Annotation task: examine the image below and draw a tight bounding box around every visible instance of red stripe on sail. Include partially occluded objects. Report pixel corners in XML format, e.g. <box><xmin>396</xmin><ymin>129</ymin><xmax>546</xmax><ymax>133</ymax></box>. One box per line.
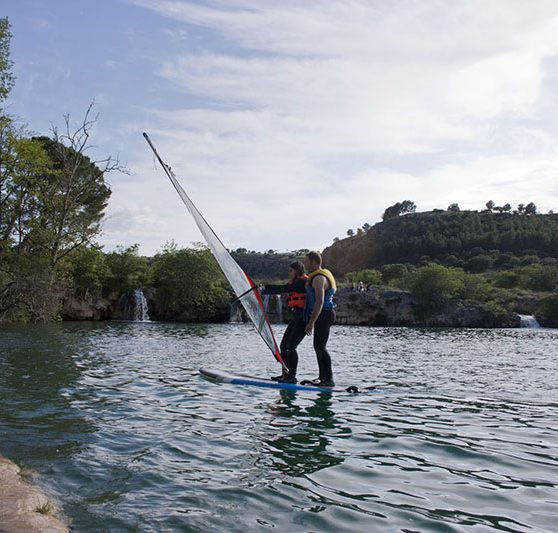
<box><xmin>246</xmin><ymin>274</ymin><xmax>284</xmax><ymax>365</ymax></box>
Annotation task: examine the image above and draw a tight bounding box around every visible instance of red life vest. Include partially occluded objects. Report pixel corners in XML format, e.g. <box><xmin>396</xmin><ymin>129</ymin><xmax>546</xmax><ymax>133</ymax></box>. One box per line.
<box><xmin>287</xmin><ymin>274</ymin><xmax>308</xmax><ymax>309</ymax></box>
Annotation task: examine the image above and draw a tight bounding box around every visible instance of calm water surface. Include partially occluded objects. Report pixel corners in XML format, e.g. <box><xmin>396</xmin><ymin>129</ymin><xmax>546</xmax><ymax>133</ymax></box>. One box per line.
<box><xmin>0</xmin><ymin>322</ymin><xmax>557</xmax><ymax>532</ymax></box>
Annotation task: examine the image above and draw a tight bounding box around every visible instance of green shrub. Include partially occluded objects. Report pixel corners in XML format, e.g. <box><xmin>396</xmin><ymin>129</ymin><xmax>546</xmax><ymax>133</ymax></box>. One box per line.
<box><xmin>104</xmin><ymin>244</ymin><xmax>151</xmax><ymax>294</ymax></box>
<box><xmin>537</xmin><ymin>292</ymin><xmax>558</xmax><ymax>327</ymax></box>
<box><xmin>404</xmin><ymin>263</ymin><xmax>465</xmax><ymax>309</ymax></box>
<box><xmin>151</xmin><ymin>245</ymin><xmax>229</xmax><ymax>321</ymax></box>
<box><xmin>381</xmin><ymin>263</ymin><xmax>408</xmax><ymax>282</ymax></box>
<box><xmin>346</xmin><ymin>269</ymin><xmax>382</xmax><ymax>285</ymax></box>
<box><xmin>517</xmin><ymin>264</ymin><xmax>558</xmax><ymax>292</ymax></box>
<box><xmin>67</xmin><ymin>246</ymin><xmax>110</xmax><ymax>297</ymax></box>
<box><xmin>461</xmin><ymin>274</ymin><xmax>491</xmax><ymax>301</ymax></box>
<box><xmin>494</xmin><ymin>270</ymin><xmax>521</xmax><ymax>289</ymax></box>
<box><xmin>466</xmin><ymin>254</ymin><xmax>493</xmax><ymax>273</ymax></box>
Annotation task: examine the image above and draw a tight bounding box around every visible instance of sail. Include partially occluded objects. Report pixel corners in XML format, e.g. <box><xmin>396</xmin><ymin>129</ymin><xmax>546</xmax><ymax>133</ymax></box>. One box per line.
<box><xmin>143</xmin><ymin>133</ymin><xmax>285</xmax><ymax>369</ymax></box>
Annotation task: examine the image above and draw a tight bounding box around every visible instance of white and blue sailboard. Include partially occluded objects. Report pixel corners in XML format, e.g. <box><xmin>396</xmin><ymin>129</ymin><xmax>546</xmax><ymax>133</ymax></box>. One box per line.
<box><xmin>199</xmin><ymin>368</ymin><xmax>364</xmax><ymax>393</ymax></box>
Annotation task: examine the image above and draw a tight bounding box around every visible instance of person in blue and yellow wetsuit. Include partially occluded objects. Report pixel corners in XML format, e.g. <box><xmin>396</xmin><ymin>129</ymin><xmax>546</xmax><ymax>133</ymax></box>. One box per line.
<box><xmin>303</xmin><ymin>251</ymin><xmax>337</xmax><ymax>387</ymax></box>
<box><xmin>261</xmin><ymin>261</ymin><xmax>308</xmax><ymax>383</ymax></box>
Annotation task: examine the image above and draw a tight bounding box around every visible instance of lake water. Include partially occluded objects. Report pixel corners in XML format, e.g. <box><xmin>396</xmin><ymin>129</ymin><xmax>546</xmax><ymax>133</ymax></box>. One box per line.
<box><xmin>1</xmin><ymin>322</ymin><xmax>557</xmax><ymax>532</ymax></box>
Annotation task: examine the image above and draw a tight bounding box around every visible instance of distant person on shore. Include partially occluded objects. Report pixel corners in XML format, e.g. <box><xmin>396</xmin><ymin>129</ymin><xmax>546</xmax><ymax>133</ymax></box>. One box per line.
<box><xmin>261</xmin><ymin>261</ymin><xmax>308</xmax><ymax>383</ymax></box>
<box><xmin>303</xmin><ymin>251</ymin><xmax>337</xmax><ymax>387</ymax></box>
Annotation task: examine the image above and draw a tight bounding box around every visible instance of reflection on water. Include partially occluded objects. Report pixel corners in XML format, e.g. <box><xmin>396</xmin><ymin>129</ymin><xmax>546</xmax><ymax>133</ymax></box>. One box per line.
<box><xmin>1</xmin><ymin>322</ymin><xmax>557</xmax><ymax>531</ymax></box>
<box><xmin>260</xmin><ymin>390</ymin><xmax>346</xmax><ymax>476</ymax></box>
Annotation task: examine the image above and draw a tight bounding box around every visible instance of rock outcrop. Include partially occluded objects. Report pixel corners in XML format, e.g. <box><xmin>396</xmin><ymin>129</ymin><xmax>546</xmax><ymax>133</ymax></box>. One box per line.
<box><xmin>59</xmin><ymin>286</ymin><xmax>521</xmax><ymax>328</ymax></box>
<box><xmin>0</xmin><ymin>455</ymin><xmax>68</xmax><ymax>533</ymax></box>
<box><xmin>332</xmin><ymin>288</ymin><xmax>520</xmax><ymax>328</ymax></box>
<box><xmin>322</xmin><ymin>233</ymin><xmax>373</xmax><ymax>276</ymax></box>
<box><xmin>59</xmin><ymin>293</ymin><xmax>113</xmax><ymax>321</ymax></box>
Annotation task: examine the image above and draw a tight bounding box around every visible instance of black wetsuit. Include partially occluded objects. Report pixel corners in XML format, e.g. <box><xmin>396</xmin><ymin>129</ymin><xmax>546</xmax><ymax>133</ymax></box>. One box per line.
<box><xmin>313</xmin><ymin>308</ymin><xmax>335</xmax><ymax>383</ymax></box>
<box><xmin>262</xmin><ymin>278</ymin><xmax>306</xmax><ymax>378</ymax></box>
<box><xmin>304</xmin><ymin>272</ymin><xmax>336</xmax><ymax>385</ymax></box>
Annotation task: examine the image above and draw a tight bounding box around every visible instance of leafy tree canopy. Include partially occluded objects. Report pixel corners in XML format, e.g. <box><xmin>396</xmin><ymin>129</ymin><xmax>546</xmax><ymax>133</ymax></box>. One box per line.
<box><xmin>382</xmin><ymin>200</ymin><xmax>416</xmax><ymax>221</ymax></box>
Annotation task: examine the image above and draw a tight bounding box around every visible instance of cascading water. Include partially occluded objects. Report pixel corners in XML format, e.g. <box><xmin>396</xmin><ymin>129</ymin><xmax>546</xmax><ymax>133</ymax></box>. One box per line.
<box><xmin>275</xmin><ymin>294</ymin><xmax>283</xmax><ymax>323</ymax></box>
<box><xmin>518</xmin><ymin>314</ymin><xmax>541</xmax><ymax>328</ymax></box>
<box><xmin>229</xmin><ymin>302</ymin><xmax>245</xmax><ymax>322</ymax></box>
<box><xmin>116</xmin><ymin>289</ymin><xmax>150</xmax><ymax>321</ymax></box>
<box><xmin>133</xmin><ymin>289</ymin><xmax>150</xmax><ymax>321</ymax></box>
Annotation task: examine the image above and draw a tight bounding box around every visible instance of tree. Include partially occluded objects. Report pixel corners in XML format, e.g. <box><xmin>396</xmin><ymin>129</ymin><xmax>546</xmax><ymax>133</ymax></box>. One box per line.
<box><xmin>104</xmin><ymin>244</ymin><xmax>150</xmax><ymax>294</ymax></box>
<box><xmin>347</xmin><ymin>229</ymin><xmax>354</xmax><ymax>237</ymax></box>
<box><xmin>404</xmin><ymin>263</ymin><xmax>465</xmax><ymax>310</ymax></box>
<box><xmin>485</xmin><ymin>200</ymin><xmax>495</xmax><ymax>212</ymax></box>
<box><xmin>151</xmin><ymin>245</ymin><xmax>229</xmax><ymax>321</ymax></box>
<box><xmin>524</xmin><ymin>202</ymin><xmax>537</xmax><ymax>216</ymax></box>
<box><xmin>382</xmin><ymin>200</ymin><xmax>416</xmax><ymax>221</ymax></box>
<box><xmin>537</xmin><ymin>292</ymin><xmax>558</xmax><ymax>327</ymax></box>
<box><xmin>381</xmin><ymin>263</ymin><xmax>409</xmax><ymax>283</ymax></box>
<box><xmin>362</xmin><ymin>223</ymin><xmax>371</xmax><ymax>232</ymax></box>
<box><xmin>447</xmin><ymin>203</ymin><xmax>460</xmax><ymax>212</ymax></box>
<box><xmin>67</xmin><ymin>245</ymin><xmax>110</xmax><ymax>297</ymax></box>
<box><xmin>0</xmin><ymin>132</ymin><xmax>53</xmax><ymax>257</ymax></box>
<box><xmin>346</xmin><ymin>269</ymin><xmax>382</xmax><ymax>285</ymax></box>
<box><xmin>333</xmin><ymin>237</ymin><xmax>340</xmax><ymax>243</ymax></box>
<box><xmin>36</xmin><ymin>107</ymin><xmax>123</xmax><ymax>267</ymax></box>
<box><xmin>466</xmin><ymin>254</ymin><xmax>493</xmax><ymax>273</ymax></box>
<box><xmin>0</xmin><ymin>17</ymin><xmax>15</xmax><ymax>104</ymax></box>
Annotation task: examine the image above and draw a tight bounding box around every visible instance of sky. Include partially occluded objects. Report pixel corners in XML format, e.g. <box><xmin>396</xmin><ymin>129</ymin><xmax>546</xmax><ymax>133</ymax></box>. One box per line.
<box><xmin>4</xmin><ymin>0</ymin><xmax>558</xmax><ymax>256</ymax></box>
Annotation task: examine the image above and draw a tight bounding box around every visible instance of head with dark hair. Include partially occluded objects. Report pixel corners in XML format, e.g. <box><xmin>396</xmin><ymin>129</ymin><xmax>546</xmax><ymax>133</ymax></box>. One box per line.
<box><xmin>289</xmin><ymin>261</ymin><xmax>305</xmax><ymax>276</ymax></box>
<box><xmin>304</xmin><ymin>251</ymin><xmax>322</xmax><ymax>271</ymax></box>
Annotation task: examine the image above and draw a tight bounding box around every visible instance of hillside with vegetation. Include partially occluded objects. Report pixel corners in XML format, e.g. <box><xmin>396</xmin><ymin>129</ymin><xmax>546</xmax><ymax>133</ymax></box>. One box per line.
<box><xmin>322</xmin><ymin>201</ymin><xmax>558</xmax><ymax>326</ymax></box>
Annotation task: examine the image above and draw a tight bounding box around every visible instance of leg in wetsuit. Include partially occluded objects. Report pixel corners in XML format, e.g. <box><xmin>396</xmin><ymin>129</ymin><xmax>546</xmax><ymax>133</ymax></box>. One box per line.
<box><xmin>279</xmin><ymin>314</ymin><xmax>306</xmax><ymax>380</ymax></box>
<box><xmin>313</xmin><ymin>309</ymin><xmax>336</xmax><ymax>384</ymax></box>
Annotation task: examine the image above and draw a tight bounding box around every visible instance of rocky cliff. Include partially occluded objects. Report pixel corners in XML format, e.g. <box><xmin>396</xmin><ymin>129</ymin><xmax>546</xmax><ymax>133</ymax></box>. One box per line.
<box><xmin>60</xmin><ymin>285</ymin><xmax>521</xmax><ymax>327</ymax></box>
<box><xmin>333</xmin><ymin>287</ymin><xmax>520</xmax><ymax>328</ymax></box>
<box><xmin>322</xmin><ymin>233</ymin><xmax>374</xmax><ymax>275</ymax></box>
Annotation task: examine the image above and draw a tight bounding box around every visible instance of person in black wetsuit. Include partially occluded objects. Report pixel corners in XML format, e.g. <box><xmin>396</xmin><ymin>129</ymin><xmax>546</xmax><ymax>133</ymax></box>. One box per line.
<box><xmin>261</xmin><ymin>261</ymin><xmax>308</xmax><ymax>383</ymax></box>
<box><xmin>303</xmin><ymin>251</ymin><xmax>337</xmax><ymax>387</ymax></box>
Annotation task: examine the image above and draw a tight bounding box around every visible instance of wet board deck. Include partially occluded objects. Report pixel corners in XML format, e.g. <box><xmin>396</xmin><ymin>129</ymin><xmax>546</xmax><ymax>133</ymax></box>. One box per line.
<box><xmin>199</xmin><ymin>368</ymin><xmax>368</xmax><ymax>393</ymax></box>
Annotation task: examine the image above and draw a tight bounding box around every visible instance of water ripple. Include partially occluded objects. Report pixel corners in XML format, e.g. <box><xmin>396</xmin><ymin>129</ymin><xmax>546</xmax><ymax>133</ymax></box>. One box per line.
<box><xmin>1</xmin><ymin>322</ymin><xmax>557</xmax><ymax>531</ymax></box>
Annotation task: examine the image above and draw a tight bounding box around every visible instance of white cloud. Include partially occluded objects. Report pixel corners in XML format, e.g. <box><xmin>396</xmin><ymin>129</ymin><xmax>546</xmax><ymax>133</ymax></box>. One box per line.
<box><xmin>113</xmin><ymin>0</ymin><xmax>558</xmax><ymax>254</ymax></box>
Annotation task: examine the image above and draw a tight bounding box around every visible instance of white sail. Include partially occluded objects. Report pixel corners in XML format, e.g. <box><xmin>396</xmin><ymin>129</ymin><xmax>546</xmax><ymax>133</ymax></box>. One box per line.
<box><xmin>143</xmin><ymin>133</ymin><xmax>285</xmax><ymax>369</ymax></box>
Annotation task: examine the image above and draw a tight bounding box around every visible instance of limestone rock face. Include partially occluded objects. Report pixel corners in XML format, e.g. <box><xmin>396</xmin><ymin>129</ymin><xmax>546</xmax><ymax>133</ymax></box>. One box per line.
<box><xmin>334</xmin><ymin>288</ymin><xmax>416</xmax><ymax>326</ymax></box>
<box><xmin>60</xmin><ymin>293</ymin><xmax>112</xmax><ymax>320</ymax></box>
<box><xmin>332</xmin><ymin>288</ymin><xmax>520</xmax><ymax>328</ymax></box>
<box><xmin>0</xmin><ymin>455</ymin><xmax>68</xmax><ymax>533</ymax></box>
<box><xmin>322</xmin><ymin>233</ymin><xmax>373</xmax><ymax>276</ymax></box>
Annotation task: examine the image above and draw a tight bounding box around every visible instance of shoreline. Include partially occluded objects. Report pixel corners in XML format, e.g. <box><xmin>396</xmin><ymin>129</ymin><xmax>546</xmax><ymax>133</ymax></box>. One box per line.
<box><xmin>0</xmin><ymin>455</ymin><xmax>68</xmax><ymax>533</ymax></box>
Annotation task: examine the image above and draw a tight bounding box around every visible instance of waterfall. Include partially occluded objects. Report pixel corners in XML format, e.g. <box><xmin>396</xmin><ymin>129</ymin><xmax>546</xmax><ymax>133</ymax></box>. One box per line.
<box><xmin>275</xmin><ymin>294</ymin><xmax>283</xmax><ymax>323</ymax></box>
<box><xmin>229</xmin><ymin>302</ymin><xmax>245</xmax><ymax>322</ymax></box>
<box><xmin>133</xmin><ymin>289</ymin><xmax>150</xmax><ymax>321</ymax></box>
<box><xmin>228</xmin><ymin>294</ymin><xmax>282</xmax><ymax>323</ymax></box>
<box><xmin>518</xmin><ymin>314</ymin><xmax>541</xmax><ymax>328</ymax></box>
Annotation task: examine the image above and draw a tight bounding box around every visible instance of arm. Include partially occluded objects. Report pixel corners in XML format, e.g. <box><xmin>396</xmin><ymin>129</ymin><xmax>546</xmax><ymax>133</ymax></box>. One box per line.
<box><xmin>261</xmin><ymin>282</ymin><xmax>293</xmax><ymax>295</ymax></box>
<box><xmin>305</xmin><ymin>276</ymin><xmax>326</xmax><ymax>335</ymax></box>
<box><xmin>262</xmin><ymin>278</ymin><xmax>306</xmax><ymax>295</ymax></box>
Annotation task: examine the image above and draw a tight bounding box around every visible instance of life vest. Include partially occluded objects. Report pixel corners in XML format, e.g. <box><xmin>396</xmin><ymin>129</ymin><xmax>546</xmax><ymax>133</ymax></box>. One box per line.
<box><xmin>304</xmin><ymin>269</ymin><xmax>337</xmax><ymax>321</ymax></box>
<box><xmin>287</xmin><ymin>274</ymin><xmax>308</xmax><ymax>309</ymax></box>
